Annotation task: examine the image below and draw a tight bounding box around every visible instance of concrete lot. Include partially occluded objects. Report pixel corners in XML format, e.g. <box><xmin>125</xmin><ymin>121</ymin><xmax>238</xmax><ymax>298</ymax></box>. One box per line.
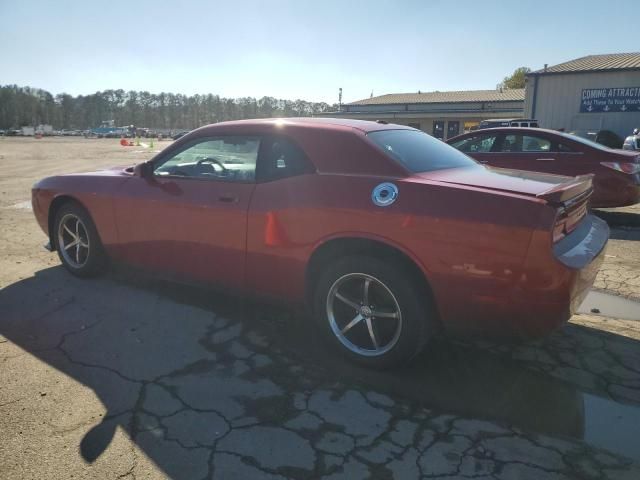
<box><xmin>1</xmin><ymin>137</ymin><xmax>640</xmax><ymax>479</ymax></box>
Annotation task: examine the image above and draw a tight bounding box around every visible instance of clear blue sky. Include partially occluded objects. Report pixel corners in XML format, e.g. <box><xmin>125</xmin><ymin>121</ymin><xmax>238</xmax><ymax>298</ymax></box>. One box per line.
<box><xmin>0</xmin><ymin>0</ymin><xmax>636</xmax><ymax>104</ymax></box>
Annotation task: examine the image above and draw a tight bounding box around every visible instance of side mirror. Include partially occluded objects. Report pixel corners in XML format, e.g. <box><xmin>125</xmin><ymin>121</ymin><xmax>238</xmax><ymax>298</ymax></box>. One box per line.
<box><xmin>134</xmin><ymin>162</ymin><xmax>152</xmax><ymax>178</ymax></box>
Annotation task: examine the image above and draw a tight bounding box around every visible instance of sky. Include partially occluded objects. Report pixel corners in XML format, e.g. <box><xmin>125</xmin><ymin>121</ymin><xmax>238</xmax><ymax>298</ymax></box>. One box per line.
<box><xmin>0</xmin><ymin>0</ymin><xmax>636</xmax><ymax>104</ymax></box>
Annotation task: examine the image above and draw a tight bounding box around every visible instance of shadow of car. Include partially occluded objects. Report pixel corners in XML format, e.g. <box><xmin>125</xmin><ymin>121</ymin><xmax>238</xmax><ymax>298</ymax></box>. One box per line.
<box><xmin>1</xmin><ymin>265</ymin><xmax>639</xmax><ymax>478</ymax></box>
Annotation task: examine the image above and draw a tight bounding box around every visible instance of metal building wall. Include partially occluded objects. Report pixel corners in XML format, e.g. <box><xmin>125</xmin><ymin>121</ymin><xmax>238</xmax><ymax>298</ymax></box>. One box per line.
<box><xmin>525</xmin><ymin>71</ymin><xmax>640</xmax><ymax>138</ymax></box>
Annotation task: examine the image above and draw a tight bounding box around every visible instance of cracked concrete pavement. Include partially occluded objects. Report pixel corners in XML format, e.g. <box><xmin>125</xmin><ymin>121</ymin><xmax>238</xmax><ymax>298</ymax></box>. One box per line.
<box><xmin>1</xmin><ymin>137</ymin><xmax>640</xmax><ymax>479</ymax></box>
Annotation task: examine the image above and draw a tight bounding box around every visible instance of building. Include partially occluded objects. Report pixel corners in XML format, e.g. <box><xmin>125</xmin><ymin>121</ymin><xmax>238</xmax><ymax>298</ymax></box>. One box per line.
<box><xmin>525</xmin><ymin>52</ymin><xmax>640</xmax><ymax>139</ymax></box>
<box><xmin>322</xmin><ymin>89</ymin><xmax>525</xmax><ymax>140</ymax></box>
<box><xmin>35</xmin><ymin>124</ymin><xmax>53</xmax><ymax>135</ymax></box>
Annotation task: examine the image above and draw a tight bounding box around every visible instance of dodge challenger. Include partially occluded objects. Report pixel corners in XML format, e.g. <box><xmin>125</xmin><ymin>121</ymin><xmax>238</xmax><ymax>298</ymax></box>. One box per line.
<box><xmin>32</xmin><ymin>119</ymin><xmax>608</xmax><ymax>367</ymax></box>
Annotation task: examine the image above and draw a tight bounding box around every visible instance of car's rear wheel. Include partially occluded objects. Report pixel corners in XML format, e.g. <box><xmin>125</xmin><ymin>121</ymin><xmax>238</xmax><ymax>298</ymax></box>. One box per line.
<box><xmin>54</xmin><ymin>203</ymin><xmax>107</xmax><ymax>277</ymax></box>
<box><xmin>313</xmin><ymin>256</ymin><xmax>434</xmax><ymax>368</ymax></box>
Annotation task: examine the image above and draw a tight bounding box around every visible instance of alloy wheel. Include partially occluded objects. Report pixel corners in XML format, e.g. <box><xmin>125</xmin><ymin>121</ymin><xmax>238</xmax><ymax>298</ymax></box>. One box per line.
<box><xmin>326</xmin><ymin>273</ymin><xmax>403</xmax><ymax>357</ymax></box>
<box><xmin>57</xmin><ymin>213</ymin><xmax>90</xmax><ymax>268</ymax></box>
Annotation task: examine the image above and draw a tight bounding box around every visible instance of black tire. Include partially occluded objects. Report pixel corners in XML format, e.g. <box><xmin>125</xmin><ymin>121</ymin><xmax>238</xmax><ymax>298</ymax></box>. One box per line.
<box><xmin>312</xmin><ymin>255</ymin><xmax>435</xmax><ymax>368</ymax></box>
<box><xmin>53</xmin><ymin>202</ymin><xmax>108</xmax><ymax>277</ymax></box>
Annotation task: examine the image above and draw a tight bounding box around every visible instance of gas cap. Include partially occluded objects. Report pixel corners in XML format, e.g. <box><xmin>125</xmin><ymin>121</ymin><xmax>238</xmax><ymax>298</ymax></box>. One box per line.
<box><xmin>371</xmin><ymin>182</ymin><xmax>398</xmax><ymax>207</ymax></box>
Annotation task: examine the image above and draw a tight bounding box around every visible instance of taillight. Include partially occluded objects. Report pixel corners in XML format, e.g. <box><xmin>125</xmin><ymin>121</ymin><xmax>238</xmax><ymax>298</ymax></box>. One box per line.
<box><xmin>553</xmin><ymin>208</ymin><xmax>568</xmax><ymax>243</ymax></box>
<box><xmin>552</xmin><ymin>199</ymin><xmax>588</xmax><ymax>243</ymax></box>
<box><xmin>600</xmin><ymin>161</ymin><xmax>640</xmax><ymax>174</ymax></box>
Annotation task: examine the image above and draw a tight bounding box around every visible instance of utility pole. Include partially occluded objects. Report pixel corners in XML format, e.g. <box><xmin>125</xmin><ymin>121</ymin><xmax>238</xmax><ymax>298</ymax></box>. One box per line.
<box><xmin>338</xmin><ymin>88</ymin><xmax>343</xmax><ymax>110</ymax></box>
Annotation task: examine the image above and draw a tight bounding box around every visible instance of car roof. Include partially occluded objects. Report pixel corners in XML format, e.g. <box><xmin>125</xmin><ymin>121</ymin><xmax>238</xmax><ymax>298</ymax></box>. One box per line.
<box><xmin>159</xmin><ymin>117</ymin><xmax>413</xmax><ymax>178</ymax></box>
<box><xmin>447</xmin><ymin>127</ymin><xmax>569</xmax><ymax>142</ymax></box>
<box><xmin>195</xmin><ymin>117</ymin><xmax>411</xmax><ymax>134</ymax></box>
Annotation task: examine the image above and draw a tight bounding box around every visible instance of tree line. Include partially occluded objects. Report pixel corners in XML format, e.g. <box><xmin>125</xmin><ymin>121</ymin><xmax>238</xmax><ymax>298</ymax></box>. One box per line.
<box><xmin>0</xmin><ymin>85</ymin><xmax>339</xmax><ymax>131</ymax></box>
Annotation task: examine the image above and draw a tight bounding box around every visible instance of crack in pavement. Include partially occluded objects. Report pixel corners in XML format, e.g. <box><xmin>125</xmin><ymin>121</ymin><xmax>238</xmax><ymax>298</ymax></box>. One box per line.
<box><xmin>3</xmin><ymin>269</ymin><xmax>640</xmax><ymax>479</ymax></box>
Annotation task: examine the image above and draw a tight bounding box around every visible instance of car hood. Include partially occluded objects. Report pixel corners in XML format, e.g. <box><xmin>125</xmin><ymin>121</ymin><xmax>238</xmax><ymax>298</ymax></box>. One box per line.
<box><xmin>63</xmin><ymin>165</ymin><xmax>133</xmax><ymax>177</ymax></box>
<box><xmin>411</xmin><ymin>166</ymin><xmax>573</xmax><ymax>197</ymax></box>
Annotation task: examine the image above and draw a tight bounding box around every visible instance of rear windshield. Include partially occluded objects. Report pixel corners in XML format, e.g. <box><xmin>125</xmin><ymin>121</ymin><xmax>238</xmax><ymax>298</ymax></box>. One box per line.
<box><xmin>367</xmin><ymin>129</ymin><xmax>478</xmax><ymax>173</ymax></box>
<box><xmin>559</xmin><ymin>131</ymin><xmax>613</xmax><ymax>152</ymax></box>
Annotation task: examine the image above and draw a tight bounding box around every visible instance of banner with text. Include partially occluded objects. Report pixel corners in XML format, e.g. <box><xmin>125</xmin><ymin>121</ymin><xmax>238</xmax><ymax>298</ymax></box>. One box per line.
<box><xmin>580</xmin><ymin>87</ymin><xmax>640</xmax><ymax>113</ymax></box>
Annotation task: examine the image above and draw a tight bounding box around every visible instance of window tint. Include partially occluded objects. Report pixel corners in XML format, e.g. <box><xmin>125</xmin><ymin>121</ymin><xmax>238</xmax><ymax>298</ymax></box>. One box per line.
<box><xmin>450</xmin><ymin>135</ymin><xmax>497</xmax><ymax>153</ymax></box>
<box><xmin>368</xmin><ymin>129</ymin><xmax>478</xmax><ymax>173</ymax></box>
<box><xmin>501</xmin><ymin>135</ymin><xmax>551</xmax><ymax>152</ymax></box>
<box><xmin>257</xmin><ymin>136</ymin><xmax>314</xmax><ymax>181</ymax></box>
<box><xmin>522</xmin><ymin>135</ymin><xmax>551</xmax><ymax>152</ymax></box>
<box><xmin>557</xmin><ymin>131</ymin><xmax>613</xmax><ymax>152</ymax></box>
<box><xmin>154</xmin><ymin>136</ymin><xmax>260</xmax><ymax>182</ymax></box>
<box><xmin>558</xmin><ymin>143</ymin><xmax>573</xmax><ymax>153</ymax></box>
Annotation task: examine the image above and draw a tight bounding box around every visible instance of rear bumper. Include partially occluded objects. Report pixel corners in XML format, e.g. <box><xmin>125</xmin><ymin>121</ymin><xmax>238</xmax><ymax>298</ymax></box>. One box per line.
<box><xmin>592</xmin><ymin>182</ymin><xmax>640</xmax><ymax>208</ymax></box>
<box><xmin>509</xmin><ymin>215</ymin><xmax>608</xmax><ymax>336</ymax></box>
<box><xmin>553</xmin><ymin>214</ymin><xmax>609</xmax><ymax>314</ymax></box>
<box><xmin>438</xmin><ymin>214</ymin><xmax>609</xmax><ymax>339</ymax></box>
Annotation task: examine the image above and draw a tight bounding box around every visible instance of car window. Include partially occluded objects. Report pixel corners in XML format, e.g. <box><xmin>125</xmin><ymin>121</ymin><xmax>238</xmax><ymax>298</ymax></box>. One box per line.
<box><xmin>368</xmin><ymin>129</ymin><xmax>478</xmax><ymax>173</ymax></box>
<box><xmin>558</xmin><ymin>143</ymin><xmax>574</xmax><ymax>153</ymax></box>
<box><xmin>558</xmin><ymin>131</ymin><xmax>614</xmax><ymax>152</ymax></box>
<box><xmin>450</xmin><ymin>135</ymin><xmax>497</xmax><ymax>153</ymax></box>
<box><xmin>522</xmin><ymin>135</ymin><xmax>551</xmax><ymax>152</ymax></box>
<box><xmin>257</xmin><ymin>136</ymin><xmax>314</xmax><ymax>182</ymax></box>
<box><xmin>500</xmin><ymin>134</ymin><xmax>551</xmax><ymax>152</ymax></box>
<box><xmin>153</xmin><ymin>136</ymin><xmax>260</xmax><ymax>182</ymax></box>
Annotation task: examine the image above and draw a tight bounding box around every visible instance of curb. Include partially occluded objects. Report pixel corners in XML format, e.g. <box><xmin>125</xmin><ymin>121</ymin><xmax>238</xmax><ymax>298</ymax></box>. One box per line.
<box><xmin>592</xmin><ymin>209</ymin><xmax>640</xmax><ymax>228</ymax></box>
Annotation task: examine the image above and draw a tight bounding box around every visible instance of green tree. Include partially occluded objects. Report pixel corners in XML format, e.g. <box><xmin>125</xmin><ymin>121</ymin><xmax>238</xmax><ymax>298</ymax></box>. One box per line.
<box><xmin>499</xmin><ymin>67</ymin><xmax>531</xmax><ymax>90</ymax></box>
<box><xmin>0</xmin><ymin>84</ymin><xmax>339</xmax><ymax>130</ymax></box>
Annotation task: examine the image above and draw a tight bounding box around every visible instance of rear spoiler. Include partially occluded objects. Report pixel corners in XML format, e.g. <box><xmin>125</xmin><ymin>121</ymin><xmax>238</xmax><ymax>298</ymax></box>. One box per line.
<box><xmin>536</xmin><ymin>174</ymin><xmax>594</xmax><ymax>205</ymax></box>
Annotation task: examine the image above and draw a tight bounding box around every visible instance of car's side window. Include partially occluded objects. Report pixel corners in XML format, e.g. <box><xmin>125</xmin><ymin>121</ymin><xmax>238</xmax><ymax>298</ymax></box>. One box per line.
<box><xmin>450</xmin><ymin>135</ymin><xmax>497</xmax><ymax>153</ymax></box>
<box><xmin>500</xmin><ymin>135</ymin><xmax>551</xmax><ymax>153</ymax></box>
<box><xmin>257</xmin><ymin>136</ymin><xmax>314</xmax><ymax>182</ymax></box>
<box><xmin>153</xmin><ymin>136</ymin><xmax>260</xmax><ymax>182</ymax></box>
<box><xmin>558</xmin><ymin>143</ymin><xmax>574</xmax><ymax>153</ymax></box>
<box><xmin>522</xmin><ymin>135</ymin><xmax>551</xmax><ymax>152</ymax></box>
<box><xmin>501</xmin><ymin>134</ymin><xmax>522</xmax><ymax>152</ymax></box>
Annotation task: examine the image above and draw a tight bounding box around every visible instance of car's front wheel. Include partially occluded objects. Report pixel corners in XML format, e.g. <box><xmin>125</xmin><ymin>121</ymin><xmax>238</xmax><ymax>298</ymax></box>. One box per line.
<box><xmin>313</xmin><ymin>256</ymin><xmax>434</xmax><ymax>368</ymax></box>
<box><xmin>54</xmin><ymin>202</ymin><xmax>107</xmax><ymax>277</ymax></box>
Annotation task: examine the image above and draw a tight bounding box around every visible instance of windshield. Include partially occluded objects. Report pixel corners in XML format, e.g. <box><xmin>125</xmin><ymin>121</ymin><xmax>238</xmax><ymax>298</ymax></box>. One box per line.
<box><xmin>367</xmin><ymin>129</ymin><xmax>478</xmax><ymax>173</ymax></box>
<box><xmin>561</xmin><ymin>131</ymin><xmax>614</xmax><ymax>152</ymax></box>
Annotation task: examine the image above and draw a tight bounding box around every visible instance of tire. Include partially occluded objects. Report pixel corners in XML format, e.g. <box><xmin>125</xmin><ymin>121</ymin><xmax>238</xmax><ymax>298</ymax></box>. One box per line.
<box><xmin>53</xmin><ymin>202</ymin><xmax>108</xmax><ymax>277</ymax></box>
<box><xmin>312</xmin><ymin>255</ymin><xmax>435</xmax><ymax>368</ymax></box>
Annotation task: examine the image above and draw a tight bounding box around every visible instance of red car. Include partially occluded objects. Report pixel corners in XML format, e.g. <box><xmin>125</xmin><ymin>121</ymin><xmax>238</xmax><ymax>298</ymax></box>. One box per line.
<box><xmin>447</xmin><ymin>127</ymin><xmax>640</xmax><ymax>208</ymax></box>
<box><xmin>32</xmin><ymin>118</ymin><xmax>608</xmax><ymax>367</ymax></box>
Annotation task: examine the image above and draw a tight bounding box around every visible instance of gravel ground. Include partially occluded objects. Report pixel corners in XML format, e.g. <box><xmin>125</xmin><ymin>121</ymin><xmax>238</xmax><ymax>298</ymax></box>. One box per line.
<box><xmin>1</xmin><ymin>137</ymin><xmax>640</xmax><ymax>479</ymax></box>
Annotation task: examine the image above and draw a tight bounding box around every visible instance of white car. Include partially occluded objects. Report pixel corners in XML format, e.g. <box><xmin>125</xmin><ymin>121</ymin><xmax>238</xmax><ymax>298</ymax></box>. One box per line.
<box><xmin>623</xmin><ymin>135</ymin><xmax>640</xmax><ymax>151</ymax></box>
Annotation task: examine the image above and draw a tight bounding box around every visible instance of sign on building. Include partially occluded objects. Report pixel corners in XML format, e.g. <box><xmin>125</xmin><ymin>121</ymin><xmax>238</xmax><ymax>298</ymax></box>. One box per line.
<box><xmin>580</xmin><ymin>87</ymin><xmax>640</xmax><ymax>113</ymax></box>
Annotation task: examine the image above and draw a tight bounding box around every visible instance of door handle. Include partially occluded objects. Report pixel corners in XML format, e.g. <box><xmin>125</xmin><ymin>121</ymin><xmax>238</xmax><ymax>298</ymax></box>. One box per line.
<box><xmin>218</xmin><ymin>195</ymin><xmax>239</xmax><ymax>203</ymax></box>
<box><xmin>535</xmin><ymin>158</ymin><xmax>555</xmax><ymax>161</ymax></box>
<box><xmin>478</xmin><ymin>160</ymin><xmax>489</xmax><ymax>164</ymax></box>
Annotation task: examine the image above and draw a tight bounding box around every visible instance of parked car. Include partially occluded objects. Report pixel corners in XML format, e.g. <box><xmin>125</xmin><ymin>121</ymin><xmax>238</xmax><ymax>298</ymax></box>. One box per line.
<box><xmin>32</xmin><ymin>118</ymin><xmax>608</xmax><ymax>367</ymax></box>
<box><xmin>569</xmin><ymin>129</ymin><xmax>625</xmax><ymax>149</ymax></box>
<box><xmin>623</xmin><ymin>135</ymin><xmax>640</xmax><ymax>152</ymax></box>
<box><xmin>447</xmin><ymin>127</ymin><xmax>640</xmax><ymax>208</ymax></box>
<box><xmin>171</xmin><ymin>130</ymin><xmax>190</xmax><ymax>140</ymax></box>
<box><xmin>479</xmin><ymin>118</ymin><xmax>539</xmax><ymax>129</ymax></box>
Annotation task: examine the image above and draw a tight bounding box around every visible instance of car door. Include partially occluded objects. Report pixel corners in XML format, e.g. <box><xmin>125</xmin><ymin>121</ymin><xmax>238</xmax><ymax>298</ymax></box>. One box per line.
<box><xmin>489</xmin><ymin>133</ymin><xmax>560</xmax><ymax>173</ymax></box>
<box><xmin>245</xmin><ymin>135</ymin><xmax>316</xmax><ymax>302</ymax></box>
<box><xmin>113</xmin><ymin>135</ymin><xmax>260</xmax><ymax>291</ymax></box>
